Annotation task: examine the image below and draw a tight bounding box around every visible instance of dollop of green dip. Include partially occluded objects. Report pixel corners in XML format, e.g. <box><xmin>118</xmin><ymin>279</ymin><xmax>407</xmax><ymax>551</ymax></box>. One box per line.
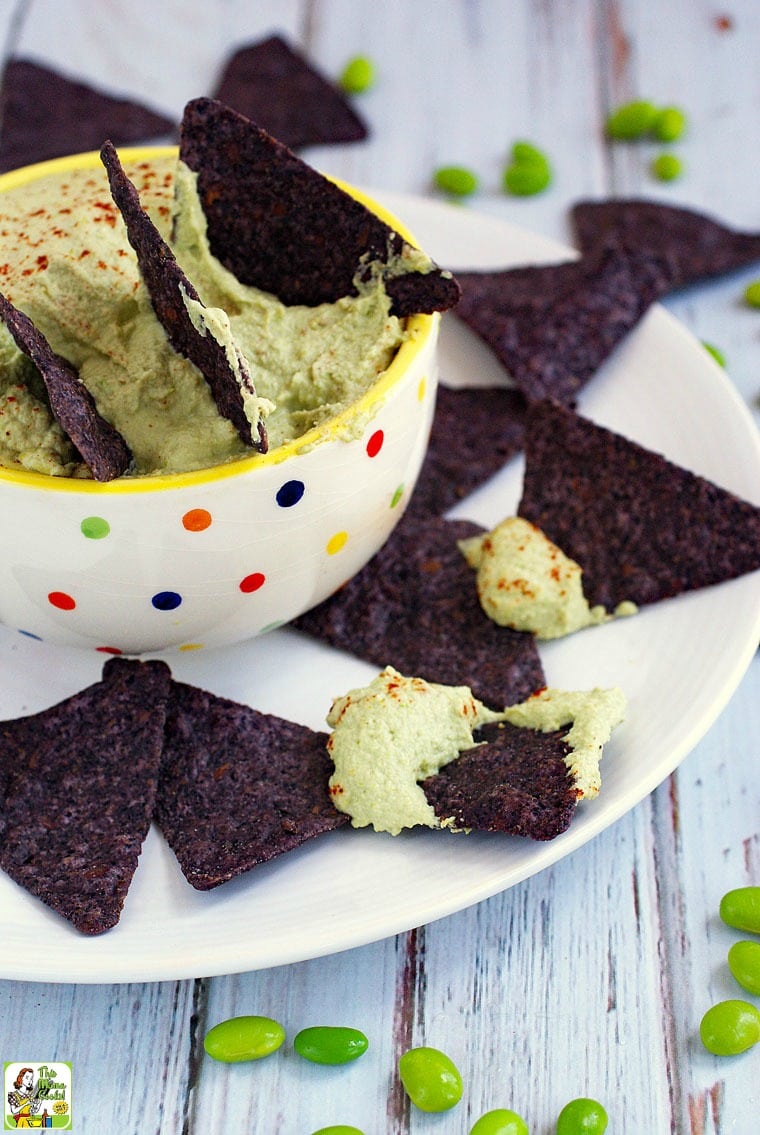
<box><xmin>0</xmin><ymin>156</ymin><xmax>408</xmax><ymax>477</ymax></box>
<box><xmin>325</xmin><ymin>666</ymin><xmax>626</xmax><ymax>833</ymax></box>
<box><xmin>459</xmin><ymin>516</ymin><xmax>637</xmax><ymax>639</ymax></box>
<box><xmin>502</xmin><ymin>685</ymin><xmax>627</xmax><ymax>799</ymax></box>
<box><xmin>326</xmin><ymin>667</ymin><xmax>503</xmax><ymax>834</ymax></box>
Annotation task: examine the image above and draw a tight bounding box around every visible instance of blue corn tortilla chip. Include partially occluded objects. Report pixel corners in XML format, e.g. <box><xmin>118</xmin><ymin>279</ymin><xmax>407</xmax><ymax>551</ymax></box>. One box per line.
<box><xmin>212</xmin><ymin>34</ymin><xmax>368</xmax><ymax>149</ymax></box>
<box><xmin>178</xmin><ymin>97</ymin><xmax>460</xmax><ymax>316</ymax></box>
<box><xmin>155</xmin><ymin>681</ymin><xmax>347</xmax><ymax>890</ymax></box>
<box><xmin>454</xmin><ymin>244</ymin><xmax>672</xmax><ymax>405</ymax></box>
<box><xmin>406</xmin><ymin>384</ymin><xmax>527</xmax><ymax>519</ymax></box>
<box><xmin>293</xmin><ymin>515</ymin><xmax>545</xmax><ymax>709</ymax></box>
<box><xmin>518</xmin><ymin>399</ymin><xmax>760</xmax><ymax>609</ymax></box>
<box><xmin>100</xmin><ymin>140</ymin><xmax>267</xmax><ymax>451</ymax></box>
<box><xmin>421</xmin><ymin>720</ymin><xmax>577</xmax><ymax>840</ymax></box>
<box><xmin>0</xmin><ymin>57</ymin><xmax>174</xmax><ymax>174</ymax></box>
<box><xmin>571</xmin><ymin>198</ymin><xmax>760</xmax><ymax>289</ymax></box>
<box><xmin>0</xmin><ymin>289</ymin><xmax>132</xmax><ymax>480</ymax></box>
<box><xmin>0</xmin><ymin>658</ymin><xmax>172</xmax><ymax>934</ymax></box>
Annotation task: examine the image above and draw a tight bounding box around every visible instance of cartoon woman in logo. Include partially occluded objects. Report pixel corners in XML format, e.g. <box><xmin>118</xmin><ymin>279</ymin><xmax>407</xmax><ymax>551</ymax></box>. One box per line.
<box><xmin>6</xmin><ymin>1068</ymin><xmax>49</xmax><ymax>1128</ymax></box>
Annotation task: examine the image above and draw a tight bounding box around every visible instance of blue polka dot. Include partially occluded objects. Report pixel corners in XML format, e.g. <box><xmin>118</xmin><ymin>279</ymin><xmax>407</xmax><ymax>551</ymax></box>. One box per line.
<box><xmin>152</xmin><ymin>591</ymin><xmax>182</xmax><ymax>612</ymax></box>
<box><xmin>18</xmin><ymin>629</ymin><xmax>43</xmax><ymax>641</ymax></box>
<box><xmin>276</xmin><ymin>479</ymin><xmax>305</xmax><ymax>508</ymax></box>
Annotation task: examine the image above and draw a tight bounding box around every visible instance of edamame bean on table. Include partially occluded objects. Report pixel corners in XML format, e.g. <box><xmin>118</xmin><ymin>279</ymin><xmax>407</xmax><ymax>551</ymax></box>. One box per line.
<box><xmin>338</xmin><ymin>54</ymin><xmax>376</xmax><ymax>93</ymax></box>
<box><xmin>727</xmin><ymin>939</ymin><xmax>760</xmax><ymax>995</ymax></box>
<box><xmin>469</xmin><ymin>1106</ymin><xmax>530</xmax><ymax>1134</ymax></box>
<box><xmin>699</xmin><ymin>999</ymin><xmax>760</xmax><ymax>1056</ymax></box>
<box><xmin>203</xmin><ymin>1015</ymin><xmax>286</xmax><ymax>1062</ymax></box>
<box><xmin>433</xmin><ymin>165</ymin><xmax>480</xmax><ymax>197</ymax></box>
<box><xmin>555</xmin><ymin>1096</ymin><xmax>609</xmax><ymax>1134</ymax></box>
<box><xmin>398</xmin><ymin>1045</ymin><xmax>463</xmax><ymax>1112</ymax></box>
<box><xmin>294</xmin><ymin>1025</ymin><xmax>369</xmax><ymax>1065</ymax></box>
<box><xmin>719</xmin><ymin>886</ymin><xmax>760</xmax><ymax>933</ymax></box>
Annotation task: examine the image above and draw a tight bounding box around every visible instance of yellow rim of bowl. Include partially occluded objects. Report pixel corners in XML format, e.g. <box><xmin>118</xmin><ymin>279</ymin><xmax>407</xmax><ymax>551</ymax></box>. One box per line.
<box><xmin>0</xmin><ymin>146</ymin><xmax>436</xmax><ymax>494</ymax></box>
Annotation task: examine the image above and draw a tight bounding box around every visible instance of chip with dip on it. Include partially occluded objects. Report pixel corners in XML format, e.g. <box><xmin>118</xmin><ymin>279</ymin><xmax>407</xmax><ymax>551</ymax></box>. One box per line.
<box><xmin>454</xmin><ymin>243</ymin><xmax>672</xmax><ymax>405</ymax></box>
<box><xmin>0</xmin><ymin>658</ymin><xmax>172</xmax><ymax>934</ymax></box>
<box><xmin>100</xmin><ymin>139</ymin><xmax>269</xmax><ymax>452</ymax></box>
<box><xmin>0</xmin><ymin>289</ymin><xmax>132</xmax><ymax>481</ymax></box>
<box><xmin>571</xmin><ymin>198</ymin><xmax>760</xmax><ymax>289</ymax></box>
<box><xmin>293</xmin><ymin>515</ymin><xmax>545</xmax><ymax>710</ymax></box>
<box><xmin>518</xmin><ymin>399</ymin><xmax>760</xmax><ymax>610</ymax></box>
<box><xmin>212</xmin><ymin>34</ymin><xmax>368</xmax><ymax>149</ymax></box>
<box><xmin>325</xmin><ymin>668</ymin><xmax>625</xmax><ymax>836</ymax></box>
<box><xmin>155</xmin><ymin>680</ymin><xmax>348</xmax><ymax>890</ymax></box>
<box><xmin>179</xmin><ymin>97</ymin><xmax>461</xmax><ymax>316</ymax></box>
<box><xmin>0</xmin><ymin>57</ymin><xmax>174</xmax><ymax>174</ymax></box>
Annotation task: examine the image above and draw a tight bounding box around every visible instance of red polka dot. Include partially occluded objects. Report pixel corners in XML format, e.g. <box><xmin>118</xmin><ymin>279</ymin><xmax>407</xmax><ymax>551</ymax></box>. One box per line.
<box><xmin>183</xmin><ymin>508</ymin><xmax>212</xmax><ymax>532</ymax></box>
<box><xmin>96</xmin><ymin>646</ymin><xmax>123</xmax><ymax>655</ymax></box>
<box><xmin>240</xmin><ymin>572</ymin><xmax>266</xmax><ymax>593</ymax></box>
<box><xmin>366</xmin><ymin>429</ymin><xmax>384</xmax><ymax>458</ymax></box>
<box><xmin>48</xmin><ymin>591</ymin><xmax>76</xmax><ymax>611</ymax></box>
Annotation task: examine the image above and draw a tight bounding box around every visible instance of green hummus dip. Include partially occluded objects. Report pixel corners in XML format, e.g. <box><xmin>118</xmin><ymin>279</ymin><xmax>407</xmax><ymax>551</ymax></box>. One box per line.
<box><xmin>459</xmin><ymin>516</ymin><xmax>637</xmax><ymax>639</ymax></box>
<box><xmin>0</xmin><ymin>156</ymin><xmax>407</xmax><ymax>477</ymax></box>
<box><xmin>325</xmin><ymin>666</ymin><xmax>626</xmax><ymax>833</ymax></box>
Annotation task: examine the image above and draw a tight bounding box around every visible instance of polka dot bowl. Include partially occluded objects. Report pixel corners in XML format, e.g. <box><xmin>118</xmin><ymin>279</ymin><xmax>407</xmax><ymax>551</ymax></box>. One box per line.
<box><xmin>0</xmin><ymin>154</ymin><xmax>439</xmax><ymax>654</ymax></box>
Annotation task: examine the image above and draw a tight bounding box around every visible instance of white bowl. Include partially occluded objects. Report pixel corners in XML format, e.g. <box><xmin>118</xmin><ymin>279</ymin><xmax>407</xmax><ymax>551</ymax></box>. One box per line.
<box><xmin>0</xmin><ymin>151</ymin><xmax>439</xmax><ymax>654</ymax></box>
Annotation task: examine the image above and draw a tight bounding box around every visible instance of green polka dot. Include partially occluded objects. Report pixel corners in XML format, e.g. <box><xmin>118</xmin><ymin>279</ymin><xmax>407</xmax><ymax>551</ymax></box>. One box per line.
<box><xmin>390</xmin><ymin>484</ymin><xmax>404</xmax><ymax>508</ymax></box>
<box><xmin>80</xmin><ymin>516</ymin><xmax>110</xmax><ymax>539</ymax></box>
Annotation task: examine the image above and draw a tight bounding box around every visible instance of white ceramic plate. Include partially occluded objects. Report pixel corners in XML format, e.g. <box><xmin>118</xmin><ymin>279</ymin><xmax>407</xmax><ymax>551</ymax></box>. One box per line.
<box><xmin>1</xmin><ymin>192</ymin><xmax>759</xmax><ymax>983</ymax></box>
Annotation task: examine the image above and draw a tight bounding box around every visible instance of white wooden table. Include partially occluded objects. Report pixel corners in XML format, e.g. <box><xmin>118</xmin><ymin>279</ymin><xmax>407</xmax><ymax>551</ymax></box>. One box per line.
<box><xmin>0</xmin><ymin>2</ymin><xmax>759</xmax><ymax>1131</ymax></box>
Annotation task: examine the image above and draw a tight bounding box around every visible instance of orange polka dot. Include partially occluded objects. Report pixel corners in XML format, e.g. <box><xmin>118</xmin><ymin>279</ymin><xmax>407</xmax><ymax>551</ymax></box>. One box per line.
<box><xmin>182</xmin><ymin>508</ymin><xmax>212</xmax><ymax>532</ymax></box>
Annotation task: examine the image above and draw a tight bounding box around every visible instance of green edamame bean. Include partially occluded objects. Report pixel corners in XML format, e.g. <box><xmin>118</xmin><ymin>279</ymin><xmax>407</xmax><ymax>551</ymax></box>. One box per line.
<box><xmin>502</xmin><ymin>141</ymin><xmax>552</xmax><ymax>197</ymax></box>
<box><xmin>294</xmin><ymin>1026</ymin><xmax>369</xmax><ymax>1065</ymax></box>
<box><xmin>398</xmin><ymin>1046</ymin><xmax>463</xmax><ymax>1112</ymax></box>
<box><xmin>699</xmin><ymin>999</ymin><xmax>760</xmax><ymax>1055</ymax></box>
<box><xmin>719</xmin><ymin>886</ymin><xmax>760</xmax><ymax>932</ymax></box>
<box><xmin>203</xmin><ymin>1014</ymin><xmax>285</xmax><ymax>1062</ymax></box>
<box><xmin>652</xmin><ymin>106</ymin><xmax>687</xmax><ymax>142</ymax></box>
<box><xmin>309</xmin><ymin>1127</ymin><xmax>364</xmax><ymax>1135</ymax></box>
<box><xmin>743</xmin><ymin>281</ymin><xmax>760</xmax><ymax>309</ymax></box>
<box><xmin>651</xmin><ymin>153</ymin><xmax>683</xmax><ymax>181</ymax></box>
<box><xmin>702</xmin><ymin>342</ymin><xmax>726</xmax><ymax>367</ymax></box>
<box><xmin>470</xmin><ymin>1107</ymin><xmax>529</xmax><ymax>1134</ymax></box>
<box><xmin>433</xmin><ymin>165</ymin><xmax>480</xmax><ymax>198</ymax></box>
<box><xmin>728</xmin><ymin>940</ymin><xmax>760</xmax><ymax>995</ymax></box>
<box><xmin>605</xmin><ymin>99</ymin><xmax>658</xmax><ymax>140</ymax></box>
<box><xmin>556</xmin><ymin>1097</ymin><xmax>608</xmax><ymax>1134</ymax></box>
<box><xmin>339</xmin><ymin>55</ymin><xmax>376</xmax><ymax>94</ymax></box>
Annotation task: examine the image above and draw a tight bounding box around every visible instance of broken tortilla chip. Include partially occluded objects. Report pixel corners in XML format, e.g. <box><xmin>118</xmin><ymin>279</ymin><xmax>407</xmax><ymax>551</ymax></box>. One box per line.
<box><xmin>0</xmin><ymin>658</ymin><xmax>172</xmax><ymax>934</ymax></box>
<box><xmin>571</xmin><ymin>198</ymin><xmax>760</xmax><ymax>289</ymax></box>
<box><xmin>454</xmin><ymin>244</ymin><xmax>672</xmax><ymax>404</ymax></box>
<box><xmin>212</xmin><ymin>34</ymin><xmax>368</xmax><ymax>149</ymax></box>
<box><xmin>293</xmin><ymin>515</ymin><xmax>545</xmax><ymax>709</ymax></box>
<box><xmin>518</xmin><ymin>399</ymin><xmax>760</xmax><ymax>609</ymax></box>
<box><xmin>0</xmin><ymin>289</ymin><xmax>132</xmax><ymax>480</ymax></box>
<box><xmin>155</xmin><ymin>681</ymin><xmax>347</xmax><ymax>890</ymax></box>
<box><xmin>100</xmin><ymin>140</ymin><xmax>267</xmax><ymax>451</ymax></box>
<box><xmin>178</xmin><ymin>97</ymin><xmax>460</xmax><ymax>315</ymax></box>
<box><xmin>421</xmin><ymin>720</ymin><xmax>577</xmax><ymax>840</ymax></box>
<box><xmin>0</xmin><ymin>57</ymin><xmax>174</xmax><ymax>174</ymax></box>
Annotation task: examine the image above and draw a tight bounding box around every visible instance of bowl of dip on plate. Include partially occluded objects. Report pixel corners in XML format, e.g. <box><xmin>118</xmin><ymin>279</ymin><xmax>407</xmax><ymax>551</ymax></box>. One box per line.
<box><xmin>0</xmin><ymin>147</ymin><xmax>440</xmax><ymax>653</ymax></box>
